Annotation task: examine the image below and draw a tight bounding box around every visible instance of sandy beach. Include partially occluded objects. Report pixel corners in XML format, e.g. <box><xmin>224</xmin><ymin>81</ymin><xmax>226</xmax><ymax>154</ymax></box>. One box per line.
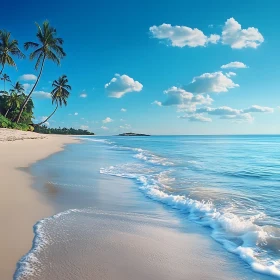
<box><xmin>0</xmin><ymin>129</ymin><xmax>78</xmax><ymax>279</ymax></box>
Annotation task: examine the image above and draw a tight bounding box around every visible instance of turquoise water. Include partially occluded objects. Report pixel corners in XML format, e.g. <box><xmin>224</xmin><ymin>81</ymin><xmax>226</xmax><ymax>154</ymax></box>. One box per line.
<box><xmin>15</xmin><ymin>135</ymin><xmax>280</xmax><ymax>279</ymax></box>
<box><xmin>96</xmin><ymin>135</ymin><xmax>280</xmax><ymax>277</ymax></box>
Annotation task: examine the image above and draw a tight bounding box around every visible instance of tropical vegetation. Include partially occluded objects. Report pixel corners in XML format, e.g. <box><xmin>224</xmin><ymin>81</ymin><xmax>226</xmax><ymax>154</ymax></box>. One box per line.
<box><xmin>34</xmin><ymin>125</ymin><xmax>94</xmax><ymax>135</ymax></box>
<box><xmin>0</xmin><ymin>22</ymin><xmax>93</xmax><ymax>135</ymax></box>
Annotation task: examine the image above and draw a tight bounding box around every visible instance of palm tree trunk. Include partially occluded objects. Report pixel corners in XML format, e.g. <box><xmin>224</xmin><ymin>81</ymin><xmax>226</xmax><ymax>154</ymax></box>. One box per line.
<box><xmin>4</xmin><ymin>106</ymin><xmax>11</xmax><ymax>117</ymax></box>
<box><xmin>35</xmin><ymin>104</ymin><xmax>58</xmax><ymax>126</ymax></box>
<box><xmin>0</xmin><ymin>65</ymin><xmax>4</xmax><ymax>75</ymax></box>
<box><xmin>15</xmin><ymin>55</ymin><xmax>46</xmax><ymax>123</ymax></box>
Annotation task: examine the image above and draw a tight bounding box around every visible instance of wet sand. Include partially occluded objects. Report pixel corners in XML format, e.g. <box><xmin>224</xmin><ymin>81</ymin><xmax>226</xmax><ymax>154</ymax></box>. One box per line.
<box><xmin>0</xmin><ymin>129</ymin><xmax>78</xmax><ymax>279</ymax></box>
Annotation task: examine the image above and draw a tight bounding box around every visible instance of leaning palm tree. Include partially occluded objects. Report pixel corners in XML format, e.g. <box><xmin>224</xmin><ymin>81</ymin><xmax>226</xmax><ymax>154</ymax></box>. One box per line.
<box><xmin>36</xmin><ymin>75</ymin><xmax>71</xmax><ymax>126</ymax></box>
<box><xmin>0</xmin><ymin>31</ymin><xmax>25</xmax><ymax>75</ymax></box>
<box><xmin>1</xmin><ymin>73</ymin><xmax>11</xmax><ymax>92</ymax></box>
<box><xmin>15</xmin><ymin>21</ymin><xmax>66</xmax><ymax>123</ymax></box>
<box><xmin>4</xmin><ymin>90</ymin><xmax>21</xmax><ymax>117</ymax></box>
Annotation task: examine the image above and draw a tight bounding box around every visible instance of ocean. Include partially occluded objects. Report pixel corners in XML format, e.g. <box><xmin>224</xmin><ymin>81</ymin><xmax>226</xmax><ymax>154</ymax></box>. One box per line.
<box><xmin>14</xmin><ymin>135</ymin><xmax>280</xmax><ymax>279</ymax></box>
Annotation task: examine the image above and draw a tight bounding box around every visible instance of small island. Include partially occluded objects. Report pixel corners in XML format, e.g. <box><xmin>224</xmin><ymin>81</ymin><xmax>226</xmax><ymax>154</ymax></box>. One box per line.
<box><xmin>118</xmin><ymin>132</ymin><xmax>150</xmax><ymax>136</ymax></box>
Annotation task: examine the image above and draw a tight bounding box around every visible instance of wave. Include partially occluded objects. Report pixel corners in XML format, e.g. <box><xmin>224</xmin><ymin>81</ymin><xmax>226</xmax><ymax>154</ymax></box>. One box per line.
<box><xmin>107</xmin><ymin>143</ymin><xmax>173</xmax><ymax>166</ymax></box>
<box><xmin>14</xmin><ymin>209</ymin><xmax>85</xmax><ymax>280</ymax></box>
<box><xmin>81</xmin><ymin>138</ymin><xmax>114</xmax><ymax>145</ymax></box>
<box><xmin>100</xmin><ymin>164</ymin><xmax>280</xmax><ymax>279</ymax></box>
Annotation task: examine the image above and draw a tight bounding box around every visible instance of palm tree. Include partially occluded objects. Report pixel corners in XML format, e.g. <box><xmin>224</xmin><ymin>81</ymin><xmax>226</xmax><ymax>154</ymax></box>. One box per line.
<box><xmin>15</xmin><ymin>21</ymin><xmax>66</xmax><ymax>123</ymax></box>
<box><xmin>12</xmin><ymin>81</ymin><xmax>24</xmax><ymax>94</ymax></box>
<box><xmin>1</xmin><ymin>73</ymin><xmax>11</xmax><ymax>92</ymax></box>
<box><xmin>0</xmin><ymin>31</ymin><xmax>25</xmax><ymax>75</ymax></box>
<box><xmin>4</xmin><ymin>90</ymin><xmax>21</xmax><ymax>117</ymax></box>
<box><xmin>36</xmin><ymin>75</ymin><xmax>71</xmax><ymax>126</ymax></box>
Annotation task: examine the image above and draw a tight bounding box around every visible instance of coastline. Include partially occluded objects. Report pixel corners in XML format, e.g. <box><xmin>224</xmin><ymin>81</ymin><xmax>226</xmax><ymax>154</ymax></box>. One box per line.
<box><xmin>0</xmin><ymin>129</ymin><xmax>78</xmax><ymax>279</ymax></box>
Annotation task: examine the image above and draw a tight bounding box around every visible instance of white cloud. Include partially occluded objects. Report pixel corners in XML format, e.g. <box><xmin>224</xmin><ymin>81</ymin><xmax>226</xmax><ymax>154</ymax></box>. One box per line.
<box><xmin>222</xmin><ymin>18</ymin><xmax>264</xmax><ymax>49</ymax></box>
<box><xmin>243</xmin><ymin>105</ymin><xmax>274</xmax><ymax>113</ymax></box>
<box><xmin>37</xmin><ymin>116</ymin><xmax>50</xmax><ymax>126</ymax></box>
<box><xmin>196</xmin><ymin>105</ymin><xmax>273</xmax><ymax>123</ymax></box>
<box><xmin>179</xmin><ymin>114</ymin><xmax>212</xmax><ymax>122</ymax></box>
<box><xmin>80</xmin><ymin>125</ymin><xmax>89</xmax><ymax>130</ymax></box>
<box><xmin>121</xmin><ymin>108</ymin><xmax>127</xmax><ymax>112</ymax></box>
<box><xmin>120</xmin><ymin>124</ymin><xmax>131</xmax><ymax>130</ymax></box>
<box><xmin>74</xmin><ymin>112</ymin><xmax>78</xmax><ymax>116</ymax></box>
<box><xmin>152</xmin><ymin>100</ymin><xmax>162</xmax><ymax>106</ymax></box>
<box><xmin>225</xmin><ymin>72</ymin><xmax>236</xmax><ymax>78</ymax></box>
<box><xmin>40</xmin><ymin>116</ymin><xmax>48</xmax><ymax>121</ymax></box>
<box><xmin>154</xmin><ymin>86</ymin><xmax>213</xmax><ymax>113</ymax></box>
<box><xmin>20</xmin><ymin>74</ymin><xmax>37</xmax><ymax>81</ymax></box>
<box><xmin>103</xmin><ymin>117</ymin><xmax>113</xmax><ymax>123</ymax></box>
<box><xmin>80</xmin><ymin>93</ymin><xmax>87</xmax><ymax>98</ymax></box>
<box><xmin>197</xmin><ymin>106</ymin><xmax>242</xmax><ymax>115</ymax></box>
<box><xmin>220</xmin><ymin>113</ymin><xmax>254</xmax><ymax>123</ymax></box>
<box><xmin>105</xmin><ymin>74</ymin><xmax>143</xmax><ymax>98</ymax></box>
<box><xmin>197</xmin><ymin>106</ymin><xmax>254</xmax><ymax>123</ymax></box>
<box><xmin>162</xmin><ymin>87</ymin><xmax>193</xmax><ymax>106</ymax></box>
<box><xmin>101</xmin><ymin>126</ymin><xmax>109</xmax><ymax>130</ymax></box>
<box><xmin>33</xmin><ymin>91</ymin><xmax>51</xmax><ymax>99</ymax></box>
<box><xmin>23</xmin><ymin>83</ymin><xmax>34</xmax><ymax>91</ymax></box>
<box><xmin>149</xmin><ymin>23</ymin><xmax>220</xmax><ymax>47</ymax></box>
<box><xmin>221</xmin><ymin>61</ymin><xmax>248</xmax><ymax>69</ymax></box>
<box><xmin>161</xmin><ymin>87</ymin><xmax>213</xmax><ymax>107</ymax></box>
<box><xmin>185</xmin><ymin>71</ymin><xmax>239</xmax><ymax>94</ymax></box>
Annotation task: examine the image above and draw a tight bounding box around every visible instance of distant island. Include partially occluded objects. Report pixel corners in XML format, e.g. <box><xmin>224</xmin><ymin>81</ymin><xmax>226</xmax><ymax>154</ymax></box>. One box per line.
<box><xmin>118</xmin><ymin>132</ymin><xmax>150</xmax><ymax>136</ymax></box>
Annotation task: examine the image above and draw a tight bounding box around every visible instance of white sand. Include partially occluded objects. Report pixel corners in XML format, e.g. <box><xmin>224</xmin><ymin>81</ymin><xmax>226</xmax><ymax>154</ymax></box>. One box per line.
<box><xmin>0</xmin><ymin>128</ymin><xmax>78</xmax><ymax>279</ymax></box>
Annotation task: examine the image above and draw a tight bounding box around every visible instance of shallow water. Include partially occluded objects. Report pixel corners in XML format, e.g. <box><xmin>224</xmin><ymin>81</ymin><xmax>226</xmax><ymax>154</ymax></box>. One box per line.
<box><xmin>15</xmin><ymin>135</ymin><xmax>280</xmax><ymax>279</ymax></box>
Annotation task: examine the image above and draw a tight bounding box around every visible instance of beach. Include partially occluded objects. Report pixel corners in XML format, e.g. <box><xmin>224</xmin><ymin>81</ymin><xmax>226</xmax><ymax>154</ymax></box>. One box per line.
<box><xmin>0</xmin><ymin>129</ymin><xmax>78</xmax><ymax>279</ymax></box>
<box><xmin>1</xmin><ymin>132</ymin><xmax>279</xmax><ymax>279</ymax></box>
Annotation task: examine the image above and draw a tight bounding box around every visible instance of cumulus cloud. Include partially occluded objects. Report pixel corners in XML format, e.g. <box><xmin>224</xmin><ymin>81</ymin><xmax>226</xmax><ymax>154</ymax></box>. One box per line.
<box><xmin>162</xmin><ymin>87</ymin><xmax>193</xmax><ymax>106</ymax></box>
<box><xmin>152</xmin><ymin>100</ymin><xmax>162</xmax><ymax>106</ymax></box>
<box><xmin>120</xmin><ymin>124</ymin><xmax>131</xmax><ymax>130</ymax></box>
<box><xmin>185</xmin><ymin>71</ymin><xmax>239</xmax><ymax>94</ymax></box>
<box><xmin>20</xmin><ymin>74</ymin><xmax>37</xmax><ymax>81</ymax></box>
<box><xmin>105</xmin><ymin>74</ymin><xmax>143</xmax><ymax>98</ymax></box>
<box><xmin>23</xmin><ymin>83</ymin><xmax>33</xmax><ymax>91</ymax></box>
<box><xmin>196</xmin><ymin>105</ymin><xmax>273</xmax><ymax>123</ymax></box>
<box><xmin>33</xmin><ymin>91</ymin><xmax>51</xmax><ymax>99</ymax></box>
<box><xmin>243</xmin><ymin>105</ymin><xmax>274</xmax><ymax>113</ymax></box>
<box><xmin>196</xmin><ymin>106</ymin><xmax>268</xmax><ymax>123</ymax></box>
<box><xmin>149</xmin><ymin>23</ymin><xmax>220</xmax><ymax>47</ymax></box>
<box><xmin>74</xmin><ymin>112</ymin><xmax>78</xmax><ymax>116</ymax></box>
<box><xmin>80</xmin><ymin>125</ymin><xmax>89</xmax><ymax>130</ymax></box>
<box><xmin>222</xmin><ymin>18</ymin><xmax>264</xmax><ymax>49</ymax></box>
<box><xmin>221</xmin><ymin>61</ymin><xmax>248</xmax><ymax>69</ymax></box>
<box><xmin>160</xmin><ymin>87</ymin><xmax>213</xmax><ymax>108</ymax></box>
<box><xmin>179</xmin><ymin>114</ymin><xmax>212</xmax><ymax>122</ymax></box>
<box><xmin>220</xmin><ymin>113</ymin><xmax>254</xmax><ymax>123</ymax></box>
<box><xmin>37</xmin><ymin>116</ymin><xmax>50</xmax><ymax>126</ymax></box>
<box><xmin>103</xmin><ymin>117</ymin><xmax>113</xmax><ymax>123</ymax></box>
<box><xmin>121</xmin><ymin>108</ymin><xmax>127</xmax><ymax>112</ymax></box>
<box><xmin>225</xmin><ymin>72</ymin><xmax>236</xmax><ymax>78</ymax></box>
<box><xmin>101</xmin><ymin>126</ymin><xmax>109</xmax><ymax>130</ymax></box>
<box><xmin>197</xmin><ymin>106</ymin><xmax>242</xmax><ymax>115</ymax></box>
<box><xmin>80</xmin><ymin>93</ymin><xmax>87</xmax><ymax>98</ymax></box>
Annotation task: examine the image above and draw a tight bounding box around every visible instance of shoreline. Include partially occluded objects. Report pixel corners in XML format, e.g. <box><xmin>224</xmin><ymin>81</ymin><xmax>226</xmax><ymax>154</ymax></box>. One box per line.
<box><xmin>0</xmin><ymin>129</ymin><xmax>79</xmax><ymax>279</ymax></box>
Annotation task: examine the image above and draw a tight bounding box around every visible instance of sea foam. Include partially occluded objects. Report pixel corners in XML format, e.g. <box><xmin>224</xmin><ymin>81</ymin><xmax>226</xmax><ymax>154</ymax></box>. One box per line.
<box><xmin>100</xmin><ymin>164</ymin><xmax>280</xmax><ymax>278</ymax></box>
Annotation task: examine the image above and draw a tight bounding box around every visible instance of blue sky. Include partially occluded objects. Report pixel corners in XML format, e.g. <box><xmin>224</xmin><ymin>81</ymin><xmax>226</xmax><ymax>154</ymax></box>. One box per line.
<box><xmin>1</xmin><ymin>0</ymin><xmax>279</xmax><ymax>135</ymax></box>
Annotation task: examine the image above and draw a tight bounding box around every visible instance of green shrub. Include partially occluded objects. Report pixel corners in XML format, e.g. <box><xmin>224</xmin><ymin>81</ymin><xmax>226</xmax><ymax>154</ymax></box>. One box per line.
<box><xmin>0</xmin><ymin>114</ymin><xmax>33</xmax><ymax>132</ymax></box>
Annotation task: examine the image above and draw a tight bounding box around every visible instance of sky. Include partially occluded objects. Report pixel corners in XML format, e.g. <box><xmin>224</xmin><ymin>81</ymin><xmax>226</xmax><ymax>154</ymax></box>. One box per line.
<box><xmin>1</xmin><ymin>0</ymin><xmax>280</xmax><ymax>135</ymax></box>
